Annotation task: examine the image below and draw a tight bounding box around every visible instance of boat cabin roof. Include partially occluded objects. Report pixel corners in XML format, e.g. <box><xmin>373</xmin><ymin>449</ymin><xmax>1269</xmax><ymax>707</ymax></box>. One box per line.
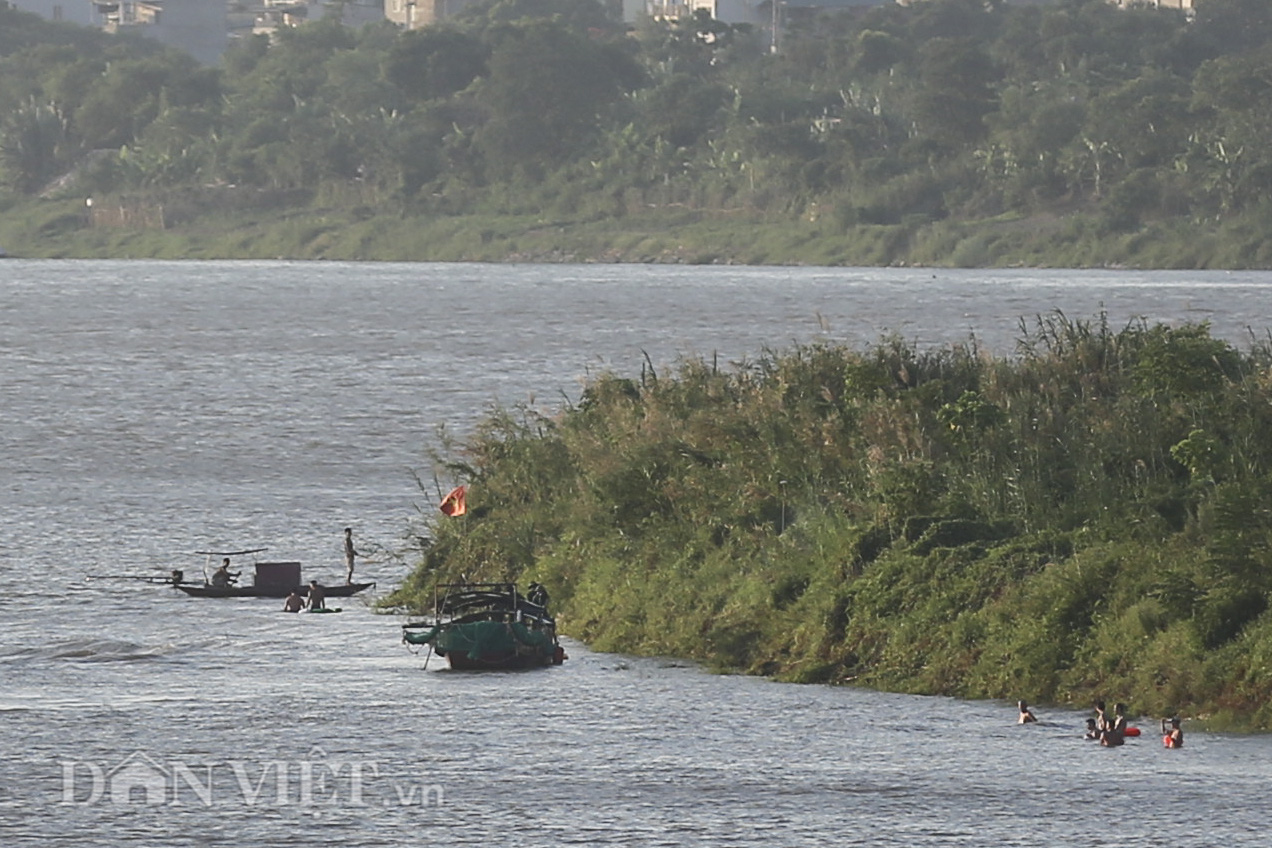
<box><xmin>432</xmin><ymin>582</ymin><xmax>551</xmax><ymax>620</ymax></box>
<box><xmin>254</xmin><ymin>561</ymin><xmax>302</xmax><ymax>590</ymax></box>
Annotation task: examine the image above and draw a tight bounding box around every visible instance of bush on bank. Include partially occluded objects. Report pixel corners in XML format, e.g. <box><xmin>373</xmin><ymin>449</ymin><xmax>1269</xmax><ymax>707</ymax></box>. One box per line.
<box><xmin>386</xmin><ymin>314</ymin><xmax>1272</xmax><ymax>728</ymax></box>
<box><xmin>7</xmin><ymin>195</ymin><xmax>1272</xmax><ymax>268</ymax></box>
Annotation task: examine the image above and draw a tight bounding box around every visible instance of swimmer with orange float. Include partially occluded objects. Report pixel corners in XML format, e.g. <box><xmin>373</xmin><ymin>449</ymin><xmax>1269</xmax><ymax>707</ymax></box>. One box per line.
<box><xmin>1162</xmin><ymin>716</ymin><xmax>1184</xmax><ymax>748</ymax></box>
<box><xmin>1100</xmin><ymin>702</ymin><xmax>1146</xmax><ymax>745</ymax></box>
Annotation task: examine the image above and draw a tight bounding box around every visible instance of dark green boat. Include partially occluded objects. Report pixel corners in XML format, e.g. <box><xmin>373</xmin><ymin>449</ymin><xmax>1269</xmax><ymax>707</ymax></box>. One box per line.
<box><xmin>402</xmin><ymin>582</ymin><xmax>566</xmax><ymax>670</ymax></box>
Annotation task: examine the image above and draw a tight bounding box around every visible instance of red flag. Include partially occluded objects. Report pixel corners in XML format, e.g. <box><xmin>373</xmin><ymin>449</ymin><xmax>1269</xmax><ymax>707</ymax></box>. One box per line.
<box><xmin>439</xmin><ymin>485</ymin><xmax>467</xmax><ymax>517</ymax></box>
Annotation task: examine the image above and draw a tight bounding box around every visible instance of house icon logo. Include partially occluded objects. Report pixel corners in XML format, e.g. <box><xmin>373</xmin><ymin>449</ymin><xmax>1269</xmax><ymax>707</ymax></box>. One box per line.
<box><xmin>106</xmin><ymin>752</ymin><xmax>171</xmax><ymax>805</ymax></box>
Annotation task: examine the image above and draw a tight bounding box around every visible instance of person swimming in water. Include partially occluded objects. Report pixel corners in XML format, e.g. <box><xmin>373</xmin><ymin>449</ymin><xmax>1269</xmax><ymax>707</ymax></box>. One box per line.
<box><xmin>1094</xmin><ymin>700</ymin><xmax>1108</xmax><ymax>733</ymax></box>
<box><xmin>1162</xmin><ymin>716</ymin><xmax>1184</xmax><ymax>749</ymax></box>
<box><xmin>283</xmin><ymin>590</ymin><xmax>305</xmax><ymax>613</ymax></box>
<box><xmin>1084</xmin><ymin>718</ymin><xmax>1100</xmax><ymax>740</ymax></box>
<box><xmin>306</xmin><ymin>580</ymin><xmax>326</xmax><ymax>611</ymax></box>
<box><xmin>1017</xmin><ymin>700</ymin><xmax>1037</xmax><ymax>724</ymax></box>
<box><xmin>1101</xmin><ymin>703</ymin><xmax>1128</xmax><ymax>747</ymax></box>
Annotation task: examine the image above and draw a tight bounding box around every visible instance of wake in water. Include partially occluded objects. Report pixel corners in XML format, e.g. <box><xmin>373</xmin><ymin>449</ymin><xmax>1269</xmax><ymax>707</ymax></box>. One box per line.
<box><xmin>0</xmin><ymin>638</ymin><xmax>175</xmax><ymax>664</ymax></box>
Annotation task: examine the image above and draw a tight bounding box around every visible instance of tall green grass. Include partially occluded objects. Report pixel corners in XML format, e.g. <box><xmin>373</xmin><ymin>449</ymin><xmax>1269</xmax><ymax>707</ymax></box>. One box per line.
<box><xmin>7</xmin><ymin>189</ymin><xmax>1272</xmax><ymax>268</ymax></box>
<box><xmin>385</xmin><ymin>316</ymin><xmax>1272</xmax><ymax>726</ymax></box>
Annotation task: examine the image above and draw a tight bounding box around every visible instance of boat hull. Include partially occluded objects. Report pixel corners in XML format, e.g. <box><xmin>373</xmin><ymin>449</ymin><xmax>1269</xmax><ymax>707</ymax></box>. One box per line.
<box><xmin>175</xmin><ymin>581</ymin><xmax>375</xmax><ymax>599</ymax></box>
<box><xmin>411</xmin><ymin>619</ymin><xmax>563</xmax><ymax>670</ymax></box>
<box><xmin>445</xmin><ymin>648</ymin><xmax>556</xmax><ymax>670</ymax></box>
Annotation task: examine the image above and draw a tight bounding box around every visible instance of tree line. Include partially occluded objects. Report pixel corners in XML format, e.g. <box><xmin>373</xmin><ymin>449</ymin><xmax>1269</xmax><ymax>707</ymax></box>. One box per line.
<box><xmin>1</xmin><ymin>0</ymin><xmax>1271</xmax><ymax>262</ymax></box>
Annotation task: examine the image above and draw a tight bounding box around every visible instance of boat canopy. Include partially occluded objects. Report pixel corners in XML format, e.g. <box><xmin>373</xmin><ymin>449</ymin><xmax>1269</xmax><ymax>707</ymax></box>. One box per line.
<box><xmin>432</xmin><ymin>582</ymin><xmax>551</xmax><ymax>620</ymax></box>
<box><xmin>254</xmin><ymin>561</ymin><xmax>302</xmax><ymax>591</ymax></box>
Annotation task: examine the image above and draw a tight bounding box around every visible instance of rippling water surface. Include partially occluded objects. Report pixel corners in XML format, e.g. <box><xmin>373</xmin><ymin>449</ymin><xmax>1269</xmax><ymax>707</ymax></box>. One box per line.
<box><xmin>3</xmin><ymin>260</ymin><xmax>1272</xmax><ymax>846</ymax></box>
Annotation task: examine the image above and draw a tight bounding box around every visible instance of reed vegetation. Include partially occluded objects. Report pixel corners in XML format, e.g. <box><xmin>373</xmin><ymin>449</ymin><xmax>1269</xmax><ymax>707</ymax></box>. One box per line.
<box><xmin>387</xmin><ymin>314</ymin><xmax>1272</xmax><ymax>727</ymax></box>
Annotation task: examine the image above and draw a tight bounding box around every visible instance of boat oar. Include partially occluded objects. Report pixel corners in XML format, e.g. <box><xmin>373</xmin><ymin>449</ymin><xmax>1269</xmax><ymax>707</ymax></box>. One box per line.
<box><xmin>86</xmin><ymin>574</ymin><xmax>182</xmax><ymax>583</ymax></box>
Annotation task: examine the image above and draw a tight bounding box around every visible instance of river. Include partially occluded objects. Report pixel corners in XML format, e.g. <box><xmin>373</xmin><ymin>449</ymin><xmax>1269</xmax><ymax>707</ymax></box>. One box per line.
<box><xmin>2</xmin><ymin>259</ymin><xmax>1270</xmax><ymax>846</ymax></box>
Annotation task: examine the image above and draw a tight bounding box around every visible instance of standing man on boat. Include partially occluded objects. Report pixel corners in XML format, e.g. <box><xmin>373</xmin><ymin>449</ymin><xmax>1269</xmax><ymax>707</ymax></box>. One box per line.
<box><xmin>343</xmin><ymin>527</ymin><xmax>360</xmax><ymax>584</ymax></box>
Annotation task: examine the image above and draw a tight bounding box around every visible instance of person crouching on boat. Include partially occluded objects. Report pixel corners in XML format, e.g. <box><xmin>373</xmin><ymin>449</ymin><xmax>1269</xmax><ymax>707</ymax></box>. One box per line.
<box><xmin>306</xmin><ymin>580</ymin><xmax>326</xmax><ymax>611</ymax></box>
<box><xmin>211</xmin><ymin>558</ymin><xmax>239</xmax><ymax>588</ymax></box>
<box><xmin>1162</xmin><ymin>717</ymin><xmax>1184</xmax><ymax>749</ymax></box>
<box><xmin>283</xmin><ymin>590</ymin><xmax>305</xmax><ymax>613</ymax></box>
<box><xmin>1017</xmin><ymin>700</ymin><xmax>1037</xmax><ymax>724</ymax></box>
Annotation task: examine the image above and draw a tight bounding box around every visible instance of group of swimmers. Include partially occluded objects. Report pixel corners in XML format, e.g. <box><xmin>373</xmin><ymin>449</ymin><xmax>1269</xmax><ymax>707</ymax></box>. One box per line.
<box><xmin>1018</xmin><ymin>699</ymin><xmax>1184</xmax><ymax>748</ymax></box>
<box><xmin>283</xmin><ymin>580</ymin><xmax>326</xmax><ymax>612</ymax></box>
<box><xmin>1085</xmin><ymin>701</ymin><xmax>1131</xmax><ymax>746</ymax></box>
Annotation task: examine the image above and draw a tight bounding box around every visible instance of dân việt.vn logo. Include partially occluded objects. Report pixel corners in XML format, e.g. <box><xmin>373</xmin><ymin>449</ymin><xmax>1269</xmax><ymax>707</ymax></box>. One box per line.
<box><xmin>59</xmin><ymin>746</ymin><xmax>442</xmax><ymax>807</ymax></box>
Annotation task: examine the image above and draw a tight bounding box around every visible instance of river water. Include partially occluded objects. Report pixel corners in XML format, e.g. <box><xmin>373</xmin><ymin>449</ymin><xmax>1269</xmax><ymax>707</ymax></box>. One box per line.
<box><xmin>2</xmin><ymin>259</ymin><xmax>1271</xmax><ymax>846</ymax></box>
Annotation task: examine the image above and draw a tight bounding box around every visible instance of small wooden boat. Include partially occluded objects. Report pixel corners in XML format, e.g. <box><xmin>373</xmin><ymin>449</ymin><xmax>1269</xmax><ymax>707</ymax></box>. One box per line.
<box><xmin>175</xmin><ymin>557</ymin><xmax>374</xmax><ymax>599</ymax></box>
<box><xmin>402</xmin><ymin>582</ymin><xmax>566</xmax><ymax>670</ymax></box>
<box><xmin>176</xmin><ymin>581</ymin><xmax>374</xmax><ymax>599</ymax></box>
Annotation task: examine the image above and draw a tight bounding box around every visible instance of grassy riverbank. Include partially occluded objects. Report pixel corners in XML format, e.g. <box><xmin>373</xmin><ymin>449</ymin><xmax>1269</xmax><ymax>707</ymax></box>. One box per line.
<box><xmin>385</xmin><ymin>316</ymin><xmax>1272</xmax><ymax>730</ymax></box>
<box><xmin>4</xmin><ymin>195</ymin><xmax>1272</xmax><ymax>268</ymax></box>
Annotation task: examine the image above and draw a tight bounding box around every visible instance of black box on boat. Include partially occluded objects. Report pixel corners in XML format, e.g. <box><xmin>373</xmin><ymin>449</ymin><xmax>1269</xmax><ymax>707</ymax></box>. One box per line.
<box><xmin>254</xmin><ymin>561</ymin><xmax>302</xmax><ymax>591</ymax></box>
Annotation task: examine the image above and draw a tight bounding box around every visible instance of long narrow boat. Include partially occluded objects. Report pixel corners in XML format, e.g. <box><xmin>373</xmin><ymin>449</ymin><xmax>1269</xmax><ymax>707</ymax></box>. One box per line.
<box><xmin>176</xmin><ymin>581</ymin><xmax>375</xmax><ymax>599</ymax></box>
<box><xmin>174</xmin><ymin>558</ymin><xmax>374</xmax><ymax>599</ymax></box>
<box><xmin>402</xmin><ymin>582</ymin><xmax>566</xmax><ymax>670</ymax></box>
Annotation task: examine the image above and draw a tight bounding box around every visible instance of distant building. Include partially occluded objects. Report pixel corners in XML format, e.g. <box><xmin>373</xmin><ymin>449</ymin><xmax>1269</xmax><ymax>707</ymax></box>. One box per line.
<box><xmin>382</xmin><ymin>0</ymin><xmax>470</xmax><ymax>29</ymax></box>
<box><xmin>244</xmin><ymin>0</ymin><xmax>311</xmax><ymax>37</ymax></box>
<box><xmin>645</xmin><ymin>0</ymin><xmax>889</xmax><ymax>28</ymax></box>
<box><xmin>1109</xmin><ymin>0</ymin><xmax>1193</xmax><ymax>8</ymax></box>
<box><xmin>76</xmin><ymin>0</ymin><xmax>385</xmax><ymax>61</ymax></box>
<box><xmin>88</xmin><ymin>0</ymin><xmax>228</xmax><ymax>63</ymax></box>
<box><xmin>245</xmin><ymin>0</ymin><xmax>382</xmax><ymax>37</ymax></box>
<box><xmin>9</xmin><ymin>0</ymin><xmax>95</xmax><ymax>24</ymax></box>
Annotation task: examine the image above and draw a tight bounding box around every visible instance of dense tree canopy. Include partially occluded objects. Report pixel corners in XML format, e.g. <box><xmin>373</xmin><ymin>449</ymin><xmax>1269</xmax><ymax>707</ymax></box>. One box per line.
<box><xmin>3</xmin><ymin>0</ymin><xmax>1272</xmax><ymax>259</ymax></box>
